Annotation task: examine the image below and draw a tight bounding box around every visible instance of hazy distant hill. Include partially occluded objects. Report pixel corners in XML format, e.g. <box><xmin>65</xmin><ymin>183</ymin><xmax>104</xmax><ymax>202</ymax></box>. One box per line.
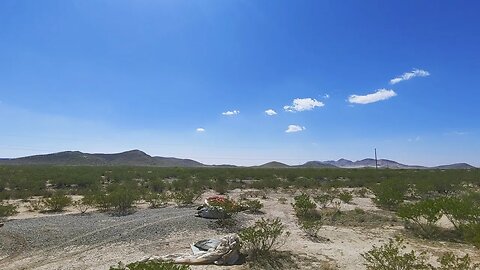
<box><xmin>0</xmin><ymin>150</ymin><xmax>204</xmax><ymax>167</ymax></box>
<box><xmin>434</xmin><ymin>163</ymin><xmax>477</xmax><ymax>170</ymax></box>
<box><xmin>296</xmin><ymin>161</ymin><xmax>337</xmax><ymax>168</ymax></box>
<box><xmin>323</xmin><ymin>158</ymin><xmax>426</xmax><ymax>169</ymax></box>
<box><xmin>257</xmin><ymin>161</ymin><xmax>291</xmax><ymax>168</ymax></box>
<box><xmin>0</xmin><ymin>150</ymin><xmax>476</xmax><ymax>169</ymax></box>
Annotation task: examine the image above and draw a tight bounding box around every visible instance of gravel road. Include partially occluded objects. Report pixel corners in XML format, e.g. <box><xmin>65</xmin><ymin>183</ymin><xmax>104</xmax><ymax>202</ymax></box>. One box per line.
<box><xmin>0</xmin><ymin>207</ymin><xmax>216</xmax><ymax>269</ymax></box>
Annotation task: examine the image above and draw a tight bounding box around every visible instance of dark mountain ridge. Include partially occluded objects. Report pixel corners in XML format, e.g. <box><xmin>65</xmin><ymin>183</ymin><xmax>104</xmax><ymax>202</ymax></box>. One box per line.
<box><xmin>0</xmin><ymin>150</ymin><xmax>476</xmax><ymax>169</ymax></box>
<box><xmin>0</xmin><ymin>150</ymin><xmax>204</xmax><ymax>167</ymax></box>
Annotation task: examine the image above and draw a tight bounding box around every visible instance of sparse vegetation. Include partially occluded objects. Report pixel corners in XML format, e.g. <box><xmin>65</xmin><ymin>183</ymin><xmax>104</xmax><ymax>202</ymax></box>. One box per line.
<box><xmin>362</xmin><ymin>237</ymin><xmax>480</xmax><ymax>270</ymax></box>
<box><xmin>338</xmin><ymin>191</ymin><xmax>353</xmax><ymax>204</ymax></box>
<box><xmin>110</xmin><ymin>260</ymin><xmax>190</xmax><ymax>270</ymax></box>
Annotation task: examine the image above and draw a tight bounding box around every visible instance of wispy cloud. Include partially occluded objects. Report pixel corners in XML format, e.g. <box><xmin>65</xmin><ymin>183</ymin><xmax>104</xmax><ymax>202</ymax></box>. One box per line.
<box><xmin>390</xmin><ymin>69</ymin><xmax>430</xmax><ymax>85</ymax></box>
<box><xmin>265</xmin><ymin>109</ymin><xmax>277</xmax><ymax>116</ymax></box>
<box><xmin>348</xmin><ymin>89</ymin><xmax>397</xmax><ymax>104</ymax></box>
<box><xmin>196</xmin><ymin>128</ymin><xmax>205</xmax><ymax>132</ymax></box>
<box><xmin>323</xmin><ymin>94</ymin><xmax>330</xmax><ymax>99</ymax></box>
<box><xmin>285</xmin><ymin>125</ymin><xmax>306</xmax><ymax>133</ymax></box>
<box><xmin>222</xmin><ymin>110</ymin><xmax>240</xmax><ymax>116</ymax></box>
<box><xmin>445</xmin><ymin>131</ymin><xmax>469</xmax><ymax>136</ymax></box>
<box><xmin>408</xmin><ymin>136</ymin><xmax>421</xmax><ymax>142</ymax></box>
<box><xmin>284</xmin><ymin>98</ymin><xmax>324</xmax><ymax>112</ymax></box>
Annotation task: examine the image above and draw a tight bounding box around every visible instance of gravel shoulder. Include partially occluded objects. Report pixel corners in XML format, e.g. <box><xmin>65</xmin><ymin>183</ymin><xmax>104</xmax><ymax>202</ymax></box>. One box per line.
<box><xmin>0</xmin><ymin>207</ymin><xmax>219</xmax><ymax>270</ymax></box>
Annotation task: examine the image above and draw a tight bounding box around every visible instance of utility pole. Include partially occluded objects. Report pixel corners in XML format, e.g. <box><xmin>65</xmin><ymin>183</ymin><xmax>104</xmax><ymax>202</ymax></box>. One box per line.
<box><xmin>375</xmin><ymin>148</ymin><xmax>378</xmax><ymax>170</ymax></box>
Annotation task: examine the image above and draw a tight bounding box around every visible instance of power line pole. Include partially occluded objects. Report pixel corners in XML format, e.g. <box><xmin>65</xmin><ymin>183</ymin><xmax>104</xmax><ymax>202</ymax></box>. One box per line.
<box><xmin>375</xmin><ymin>148</ymin><xmax>378</xmax><ymax>170</ymax></box>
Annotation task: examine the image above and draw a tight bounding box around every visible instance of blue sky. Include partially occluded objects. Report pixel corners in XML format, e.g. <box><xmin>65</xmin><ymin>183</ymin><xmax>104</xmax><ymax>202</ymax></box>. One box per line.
<box><xmin>1</xmin><ymin>0</ymin><xmax>479</xmax><ymax>166</ymax></box>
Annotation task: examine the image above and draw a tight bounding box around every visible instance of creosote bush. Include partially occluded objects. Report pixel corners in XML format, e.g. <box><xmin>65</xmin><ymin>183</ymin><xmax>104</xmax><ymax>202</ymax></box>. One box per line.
<box><xmin>362</xmin><ymin>237</ymin><xmax>429</xmax><ymax>270</ymax></box>
<box><xmin>144</xmin><ymin>192</ymin><xmax>169</xmax><ymax>208</ymax></box>
<box><xmin>108</xmin><ymin>186</ymin><xmax>138</xmax><ymax>215</ymax></box>
<box><xmin>43</xmin><ymin>193</ymin><xmax>72</xmax><ymax>212</ymax></box>
<box><xmin>397</xmin><ymin>199</ymin><xmax>442</xmax><ymax>238</ymax></box>
<box><xmin>173</xmin><ymin>190</ymin><xmax>199</xmax><ymax>206</ymax></box>
<box><xmin>371</xmin><ymin>180</ymin><xmax>408</xmax><ymax>210</ymax></box>
<box><xmin>239</xmin><ymin>218</ymin><xmax>289</xmax><ymax>258</ymax></box>
<box><xmin>74</xmin><ymin>194</ymin><xmax>96</xmax><ymax>214</ymax></box>
<box><xmin>292</xmin><ymin>193</ymin><xmax>316</xmax><ymax>218</ymax></box>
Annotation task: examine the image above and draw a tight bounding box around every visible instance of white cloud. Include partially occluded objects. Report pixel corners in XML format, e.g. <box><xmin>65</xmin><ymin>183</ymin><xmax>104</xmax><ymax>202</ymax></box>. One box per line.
<box><xmin>390</xmin><ymin>69</ymin><xmax>430</xmax><ymax>85</ymax></box>
<box><xmin>196</xmin><ymin>128</ymin><xmax>205</xmax><ymax>132</ymax></box>
<box><xmin>285</xmin><ymin>125</ymin><xmax>306</xmax><ymax>133</ymax></box>
<box><xmin>222</xmin><ymin>110</ymin><xmax>240</xmax><ymax>116</ymax></box>
<box><xmin>265</xmin><ymin>109</ymin><xmax>277</xmax><ymax>116</ymax></box>
<box><xmin>323</xmin><ymin>94</ymin><xmax>330</xmax><ymax>99</ymax></box>
<box><xmin>284</xmin><ymin>98</ymin><xmax>324</xmax><ymax>112</ymax></box>
<box><xmin>348</xmin><ymin>89</ymin><xmax>397</xmax><ymax>104</ymax></box>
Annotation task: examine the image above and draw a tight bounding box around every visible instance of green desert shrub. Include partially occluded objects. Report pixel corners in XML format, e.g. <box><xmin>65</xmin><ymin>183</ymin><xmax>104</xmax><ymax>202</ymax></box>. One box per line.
<box><xmin>74</xmin><ymin>194</ymin><xmax>96</xmax><ymax>214</ymax></box>
<box><xmin>144</xmin><ymin>192</ymin><xmax>169</xmax><ymax>208</ymax></box>
<box><xmin>292</xmin><ymin>193</ymin><xmax>316</xmax><ymax>218</ymax></box>
<box><xmin>243</xmin><ymin>199</ymin><xmax>263</xmax><ymax>213</ymax></box>
<box><xmin>435</xmin><ymin>252</ymin><xmax>480</xmax><ymax>270</ymax></box>
<box><xmin>371</xmin><ymin>180</ymin><xmax>408</xmax><ymax>210</ymax></box>
<box><xmin>110</xmin><ymin>260</ymin><xmax>190</xmax><ymax>270</ymax></box>
<box><xmin>362</xmin><ymin>237</ymin><xmax>479</xmax><ymax>270</ymax></box>
<box><xmin>43</xmin><ymin>193</ymin><xmax>72</xmax><ymax>212</ymax></box>
<box><xmin>438</xmin><ymin>196</ymin><xmax>480</xmax><ymax>230</ymax></box>
<box><xmin>108</xmin><ymin>186</ymin><xmax>138</xmax><ymax>215</ymax></box>
<box><xmin>338</xmin><ymin>191</ymin><xmax>353</xmax><ymax>204</ymax></box>
<box><xmin>92</xmin><ymin>192</ymin><xmax>111</xmax><ymax>211</ymax></box>
<box><xmin>461</xmin><ymin>223</ymin><xmax>480</xmax><ymax>249</ymax></box>
<box><xmin>239</xmin><ymin>218</ymin><xmax>289</xmax><ymax>257</ymax></box>
<box><xmin>357</xmin><ymin>187</ymin><xmax>370</xmax><ymax>198</ymax></box>
<box><xmin>0</xmin><ymin>202</ymin><xmax>17</xmax><ymax>219</ymax></box>
<box><xmin>147</xmin><ymin>178</ymin><xmax>167</xmax><ymax>193</ymax></box>
<box><xmin>27</xmin><ymin>199</ymin><xmax>46</xmax><ymax>212</ymax></box>
<box><xmin>362</xmin><ymin>237</ymin><xmax>429</xmax><ymax>270</ymax></box>
<box><xmin>314</xmin><ymin>193</ymin><xmax>335</xmax><ymax>208</ymax></box>
<box><xmin>397</xmin><ymin>199</ymin><xmax>442</xmax><ymax>238</ymax></box>
<box><xmin>173</xmin><ymin>190</ymin><xmax>199</xmax><ymax>206</ymax></box>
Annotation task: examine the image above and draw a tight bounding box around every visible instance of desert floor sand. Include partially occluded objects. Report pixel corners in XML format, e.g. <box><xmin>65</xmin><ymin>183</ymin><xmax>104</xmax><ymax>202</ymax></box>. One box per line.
<box><xmin>1</xmin><ymin>189</ymin><xmax>479</xmax><ymax>269</ymax></box>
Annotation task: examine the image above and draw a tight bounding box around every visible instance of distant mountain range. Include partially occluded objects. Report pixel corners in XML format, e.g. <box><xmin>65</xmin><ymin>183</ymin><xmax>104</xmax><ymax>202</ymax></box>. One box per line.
<box><xmin>0</xmin><ymin>150</ymin><xmax>203</xmax><ymax>167</ymax></box>
<box><xmin>0</xmin><ymin>150</ymin><xmax>476</xmax><ymax>169</ymax></box>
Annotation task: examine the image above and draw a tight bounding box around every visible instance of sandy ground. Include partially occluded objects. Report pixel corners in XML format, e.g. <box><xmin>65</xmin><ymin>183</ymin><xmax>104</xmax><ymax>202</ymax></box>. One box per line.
<box><xmin>1</xmin><ymin>189</ymin><xmax>479</xmax><ymax>270</ymax></box>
